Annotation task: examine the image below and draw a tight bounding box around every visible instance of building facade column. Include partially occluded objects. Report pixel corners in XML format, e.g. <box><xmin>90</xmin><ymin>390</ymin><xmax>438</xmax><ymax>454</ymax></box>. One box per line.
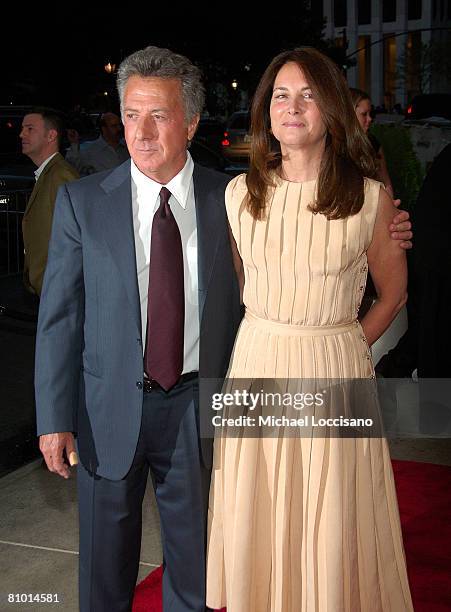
<box><xmin>346</xmin><ymin>0</ymin><xmax>359</xmax><ymax>86</ymax></box>
<box><xmin>371</xmin><ymin>0</ymin><xmax>384</xmax><ymax>105</ymax></box>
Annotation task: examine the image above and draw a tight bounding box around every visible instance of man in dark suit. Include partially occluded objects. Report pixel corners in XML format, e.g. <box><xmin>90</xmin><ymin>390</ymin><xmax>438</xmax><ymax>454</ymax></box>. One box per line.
<box><xmin>35</xmin><ymin>46</ymin><xmax>413</xmax><ymax>612</ymax></box>
<box><xmin>35</xmin><ymin>46</ymin><xmax>241</xmax><ymax>612</ymax></box>
<box><xmin>20</xmin><ymin>107</ymin><xmax>79</xmax><ymax>295</ymax></box>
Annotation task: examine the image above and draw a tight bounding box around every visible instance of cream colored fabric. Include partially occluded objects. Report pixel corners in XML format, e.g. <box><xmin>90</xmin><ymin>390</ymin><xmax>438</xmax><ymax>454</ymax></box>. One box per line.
<box><xmin>206</xmin><ymin>174</ymin><xmax>413</xmax><ymax>611</ymax></box>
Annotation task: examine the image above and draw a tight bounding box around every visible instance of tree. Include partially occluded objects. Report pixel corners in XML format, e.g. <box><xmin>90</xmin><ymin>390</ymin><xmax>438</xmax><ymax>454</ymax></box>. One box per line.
<box><xmin>398</xmin><ymin>38</ymin><xmax>451</xmax><ymax>96</ymax></box>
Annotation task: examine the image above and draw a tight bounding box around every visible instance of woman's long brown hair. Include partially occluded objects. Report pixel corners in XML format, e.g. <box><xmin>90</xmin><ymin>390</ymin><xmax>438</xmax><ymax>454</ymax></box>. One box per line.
<box><xmin>246</xmin><ymin>47</ymin><xmax>377</xmax><ymax>220</ymax></box>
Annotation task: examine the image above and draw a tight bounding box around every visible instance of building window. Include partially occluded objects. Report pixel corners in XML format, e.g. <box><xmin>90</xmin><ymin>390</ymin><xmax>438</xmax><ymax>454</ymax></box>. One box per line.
<box><xmin>383</xmin><ymin>0</ymin><xmax>397</xmax><ymax>22</ymax></box>
<box><xmin>334</xmin><ymin>0</ymin><xmax>347</xmax><ymax>27</ymax></box>
<box><xmin>405</xmin><ymin>31</ymin><xmax>422</xmax><ymax>99</ymax></box>
<box><xmin>408</xmin><ymin>0</ymin><xmax>422</xmax><ymax>19</ymax></box>
<box><xmin>357</xmin><ymin>35</ymin><xmax>371</xmax><ymax>93</ymax></box>
<box><xmin>358</xmin><ymin>0</ymin><xmax>371</xmax><ymax>24</ymax></box>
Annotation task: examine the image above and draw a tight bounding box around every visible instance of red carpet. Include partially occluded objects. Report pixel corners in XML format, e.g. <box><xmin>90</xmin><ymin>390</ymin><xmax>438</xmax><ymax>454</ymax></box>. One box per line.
<box><xmin>393</xmin><ymin>460</ymin><xmax>451</xmax><ymax>611</ymax></box>
<box><xmin>132</xmin><ymin>460</ymin><xmax>451</xmax><ymax>611</ymax></box>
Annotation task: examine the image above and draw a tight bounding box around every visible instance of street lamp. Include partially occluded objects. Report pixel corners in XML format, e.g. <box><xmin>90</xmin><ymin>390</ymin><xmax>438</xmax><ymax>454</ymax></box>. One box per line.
<box><xmin>104</xmin><ymin>62</ymin><xmax>116</xmax><ymax>74</ymax></box>
<box><xmin>231</xmin><ymin>79</ymin><xmax>238</xmax><ymax>90</ymax></box>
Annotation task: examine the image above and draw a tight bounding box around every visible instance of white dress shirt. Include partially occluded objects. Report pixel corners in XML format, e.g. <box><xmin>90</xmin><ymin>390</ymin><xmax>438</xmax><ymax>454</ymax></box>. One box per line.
<box><xmin>131</xmin><ymin>152</ymin><xmax>199</xmax><ymax>374</ymax></box>
<box><xmin>34</xmin><ymin>152</ymin><xmax>59</xmax><ymax>181</ymax></box>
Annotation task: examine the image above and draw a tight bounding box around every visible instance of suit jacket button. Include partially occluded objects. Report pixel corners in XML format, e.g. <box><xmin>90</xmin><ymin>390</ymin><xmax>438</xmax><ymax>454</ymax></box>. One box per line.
<box><xmin>136</xmin><ymin>381</ymin><xmax>143</xmax><ymax>389</ymax></box>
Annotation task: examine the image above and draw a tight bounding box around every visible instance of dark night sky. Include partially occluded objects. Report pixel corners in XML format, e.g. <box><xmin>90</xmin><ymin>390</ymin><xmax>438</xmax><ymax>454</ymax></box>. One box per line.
<box><xmin>3</xmin><ymin>5</ymin><xmax>325</xmax><ymax>112</ymax></box>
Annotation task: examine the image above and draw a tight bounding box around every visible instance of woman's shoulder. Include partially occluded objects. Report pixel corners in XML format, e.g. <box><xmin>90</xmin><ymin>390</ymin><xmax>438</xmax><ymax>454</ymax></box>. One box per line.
<box><xmin>226</xmin><ymin>173</ymin><xmax>248</xmax><ymax>195</ymax></box>
<box><xmin>225</xmin><ymin>173</ymin><xmax>248</xmax><ymax>222</ymax></box>
<box><xmin>225</xmin><ymin>173</ymin><xmax>248</xmax><ymax>205</ymax></box>
<box><xmin>363</xmin><ymin>176</ymin><xmax>390</xmax><ymax>218</ymax></box>
<box><xmin>364</xmin><ymin>176</ymin><xmax>384</xmax><ymax>194</ymax></box>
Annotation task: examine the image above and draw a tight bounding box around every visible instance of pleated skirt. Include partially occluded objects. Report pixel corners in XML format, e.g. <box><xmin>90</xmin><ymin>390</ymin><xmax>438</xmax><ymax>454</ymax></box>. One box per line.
<box><xmin>206</xmin><ymin>312</ymin><xmax>413</xmax><ymax>612</ymax></box>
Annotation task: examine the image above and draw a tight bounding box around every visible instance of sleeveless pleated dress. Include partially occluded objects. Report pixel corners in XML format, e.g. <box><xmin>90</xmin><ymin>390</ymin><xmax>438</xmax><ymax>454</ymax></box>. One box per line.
<box><xmin>206</xmin><ymin>174</ymin><xmax>413</xmax><ymax>612</ymax></box>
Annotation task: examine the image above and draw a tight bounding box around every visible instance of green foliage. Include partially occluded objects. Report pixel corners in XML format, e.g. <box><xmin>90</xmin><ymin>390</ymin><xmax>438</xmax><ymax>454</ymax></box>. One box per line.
<box><xmin>397</xmin><ymin>39</ymin><xmax>451</xmax><ymax>95</ymax></box>
<box><xmin>370</xmin><ymin>124</ymin><xmax>424</xmax><ymax>210</ymax></box>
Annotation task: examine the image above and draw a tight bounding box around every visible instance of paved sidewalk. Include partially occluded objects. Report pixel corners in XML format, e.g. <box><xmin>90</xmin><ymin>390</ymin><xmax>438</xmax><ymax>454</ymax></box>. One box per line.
<box><xmin>1</xmin><ymin>440</ymin><xmax>450</xmax><ymax>611</ymax></box>
<box><xmin>0</xmin><ymin>461</ymin><xmax>163</xmax><ymax>611</ymax></box>
<box><xmin>0</xmin><ymin>275</ymin><xmax>40</xmax><ymax>478</ymax></box>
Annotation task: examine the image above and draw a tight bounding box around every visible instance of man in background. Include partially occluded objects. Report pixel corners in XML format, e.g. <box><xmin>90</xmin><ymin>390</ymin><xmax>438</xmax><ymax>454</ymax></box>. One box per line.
<box><xmin>66</xmin><ymin>111</ymin><xmax>129</xmax><ymax>175</ymax></box>
<box><xmin>20</xmin><ymin>107</ymin><xmax>79</xmax><ymax>296</ymax></box>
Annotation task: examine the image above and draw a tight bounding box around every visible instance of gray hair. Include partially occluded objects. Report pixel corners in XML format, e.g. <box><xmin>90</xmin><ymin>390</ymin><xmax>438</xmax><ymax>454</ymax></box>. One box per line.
<box><xmin>117</xmin><ymin>46</ymin><xmax>205</xmax><ymax>122</ymax></box>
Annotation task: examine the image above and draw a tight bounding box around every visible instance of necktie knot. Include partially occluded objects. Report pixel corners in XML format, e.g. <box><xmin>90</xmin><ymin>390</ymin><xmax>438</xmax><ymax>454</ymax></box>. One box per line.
<box><xmin>159</xmin><ymin>186</ymin><xmax>171</xmax><ymax>206</ymax></box>
<box><xmin>157</xmin><ymin>187</ymin><xmax>172</xmax><ymax>219</ymax></box>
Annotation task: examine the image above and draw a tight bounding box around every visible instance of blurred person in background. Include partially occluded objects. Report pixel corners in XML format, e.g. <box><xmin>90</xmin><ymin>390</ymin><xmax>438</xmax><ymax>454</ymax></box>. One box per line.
<box><xmin>66</xmin><ymin>111</ymin><xmax>129</xmax><ymax>175</ymax></box>
<box><xmin>350</xmin><ymin>88</ymin><xmax>394</xmax><ymax>199</ymax></box>
<box><xmin>20</xmin><ymin>107</ymin><xmax>79</xmax><ymax>296</ymax></box>
<box><xmin>376</xmin><ymin>143</ymin><xmax>451</xmax><ymax>380</ymax></box>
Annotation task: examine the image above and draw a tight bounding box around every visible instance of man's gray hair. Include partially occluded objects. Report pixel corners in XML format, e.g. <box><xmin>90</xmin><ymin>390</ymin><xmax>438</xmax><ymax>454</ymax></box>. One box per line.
<box><xmin>117</xmin><ymin>46</ymin><xmax>205</xmax><ymax>122</ymax></box>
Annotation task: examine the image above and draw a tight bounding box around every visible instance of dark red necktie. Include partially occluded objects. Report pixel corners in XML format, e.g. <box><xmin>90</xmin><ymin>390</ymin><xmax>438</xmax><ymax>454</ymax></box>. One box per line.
<box><xmin>144</xmin><ymin>187</ymin><xmax>184</xmax><ymax>390</ymax></box>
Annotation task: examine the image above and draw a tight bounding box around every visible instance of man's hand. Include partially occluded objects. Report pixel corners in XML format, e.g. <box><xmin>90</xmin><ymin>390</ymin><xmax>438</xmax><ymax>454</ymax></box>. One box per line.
<box><xmin>39</xmin><ymin>432</ymin><xmax>77</xmax><ymax>479</ymax></box>
<box><xmin>390</xmin><ymin>199</ymin><xmax>412</xmax><ymax>249</ymax></box>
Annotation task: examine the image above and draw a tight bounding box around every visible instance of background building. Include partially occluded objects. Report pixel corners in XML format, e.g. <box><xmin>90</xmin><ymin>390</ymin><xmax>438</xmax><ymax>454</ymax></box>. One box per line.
<box><xmin>322</xmin><ymin>0</ymin><xmax>451</xmax><ymax>108</ymax></box>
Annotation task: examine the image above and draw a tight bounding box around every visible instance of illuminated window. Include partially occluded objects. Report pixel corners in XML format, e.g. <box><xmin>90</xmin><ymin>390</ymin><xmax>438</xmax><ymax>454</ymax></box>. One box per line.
<box><xmin>406</xmin><ymin>31</ymin><xmax>422</xmax><ymax>99</ymax></box>
<box><xmin>357</xmin><ymin>35</ymin><xmax>371</xmax><ymax>93</ymax></box>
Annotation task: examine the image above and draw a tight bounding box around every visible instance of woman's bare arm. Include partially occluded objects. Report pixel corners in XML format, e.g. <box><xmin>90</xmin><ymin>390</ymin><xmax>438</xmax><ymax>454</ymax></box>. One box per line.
<box><xmin>378</xmin><ymin>147</ymin><xmax>394</xmax><ymax>199</ymax></box>
<box><xmin>360</xmin><ymin>187</ymin><xmax>407</xmax><ymax>345</ymax></box>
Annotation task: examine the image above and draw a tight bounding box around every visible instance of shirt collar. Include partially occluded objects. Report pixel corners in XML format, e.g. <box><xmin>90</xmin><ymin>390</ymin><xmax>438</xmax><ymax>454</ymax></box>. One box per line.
<box><xmin>34</xmin><ymin>152</ymin><xmax>59</xmax><ymax>181</ymax></box>
<box><xmin>131</xmin><ymin>151</ymin><xmax>194</xmax><ymax>210</ymax></box>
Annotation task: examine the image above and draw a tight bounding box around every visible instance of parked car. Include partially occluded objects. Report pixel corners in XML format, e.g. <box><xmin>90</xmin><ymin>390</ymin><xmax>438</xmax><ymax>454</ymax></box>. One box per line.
<box><xmin>222</xmin><ymin>111</ymin><xmax>251</xmax><ymax>162</ymax></box>
<box><xmin>194</xmin><ymin>117</ymin><xmax>225</xmax><ymax>154</ymax></box>
<box><xmin>189</xmin><ymin>139</ymin><xmax>228</xmax><ymax>172</ymax></box>
<box><xmin>190</xmin><ymin>140</ymin><xmax>242</xmax><ymax>176</ymax></box>
<box><xmin>405</xmin><ymin>94</ymin><xmax>451</xmax><ymax>122</ymax></box>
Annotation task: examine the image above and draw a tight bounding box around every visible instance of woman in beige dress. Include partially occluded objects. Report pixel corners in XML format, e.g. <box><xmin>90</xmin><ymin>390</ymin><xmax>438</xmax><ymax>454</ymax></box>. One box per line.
<box><xmin>207</xmin><ymin>48</ymin><xmax>413</xmax><ymax>611</ymax></box>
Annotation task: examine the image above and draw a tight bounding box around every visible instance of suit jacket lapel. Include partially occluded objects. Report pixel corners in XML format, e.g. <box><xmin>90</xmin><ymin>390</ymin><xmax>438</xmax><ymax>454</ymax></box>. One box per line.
<box><xmin>193</xmin><ymin>164</ymin><xmax>223</xmax><ymax>323</ymax></box>
<box><xmin>99</xmin><ymin>161</ymin><xmax>142</xmax><ymax>336</ymax></box>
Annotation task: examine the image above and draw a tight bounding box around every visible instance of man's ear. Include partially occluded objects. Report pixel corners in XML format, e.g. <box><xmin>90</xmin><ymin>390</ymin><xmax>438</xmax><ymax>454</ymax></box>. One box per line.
<box><xmin>47</xmin><ymin>128</ymin><xmax>58</xmax><ymax>144</ymax></box>
<box><xmin>187</xmin><ymin>113</ymin><xmax>200</xmax><ymax>142</ymax></box>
